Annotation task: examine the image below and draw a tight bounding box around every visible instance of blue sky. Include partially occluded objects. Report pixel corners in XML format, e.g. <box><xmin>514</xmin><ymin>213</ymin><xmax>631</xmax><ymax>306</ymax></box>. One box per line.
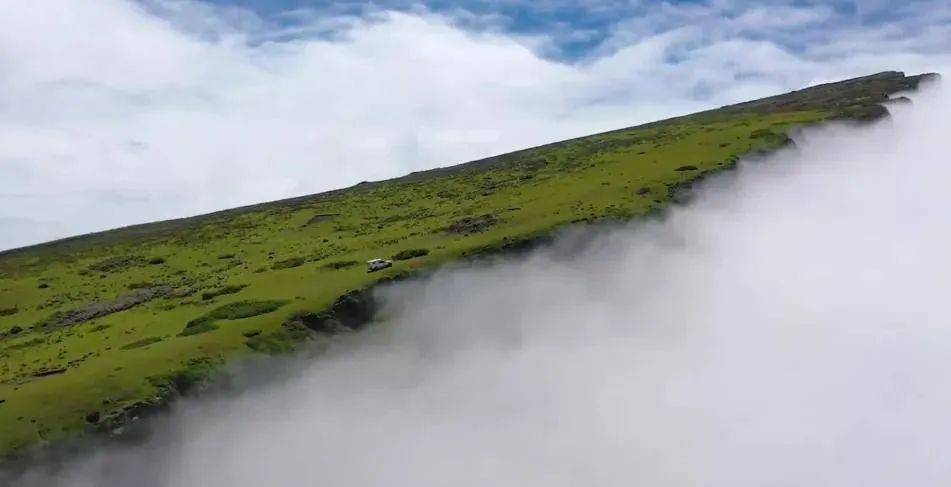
<box><xmin>169</xmin><ymin>0</ymin><xmax>949</xmax><ymax>59</ymax></box>
<box><xmin>0</xmin><ymin>0</ymin><xmax>948</xmax><ymax>250</ymax></box>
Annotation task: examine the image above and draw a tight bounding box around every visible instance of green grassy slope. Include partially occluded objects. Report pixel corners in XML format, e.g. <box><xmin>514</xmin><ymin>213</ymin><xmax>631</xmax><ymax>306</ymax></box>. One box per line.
<box><xmin>0</xmin><ymin>71</ymin><xmax>933</xmax><ymax>455</ymax></box>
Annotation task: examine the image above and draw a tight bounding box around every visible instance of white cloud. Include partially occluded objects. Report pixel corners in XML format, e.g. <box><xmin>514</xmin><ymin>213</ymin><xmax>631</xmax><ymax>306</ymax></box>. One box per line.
<box><xmin>0</xmin><ymin>0</ymin><xmax>948</xmax><ymax>250</ymax></box>
<box><xmin>12</xmin><ymin>79</ymin><xmax>951</xmax><ymax>487</ymax></box>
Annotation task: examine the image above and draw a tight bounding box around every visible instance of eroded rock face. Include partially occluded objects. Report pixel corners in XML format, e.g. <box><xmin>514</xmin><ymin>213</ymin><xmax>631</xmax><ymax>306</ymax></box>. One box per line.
<box><xmin>287</xmin><ymin>289</ymin><xmax>378</xmax><ymax>335</ymax></box>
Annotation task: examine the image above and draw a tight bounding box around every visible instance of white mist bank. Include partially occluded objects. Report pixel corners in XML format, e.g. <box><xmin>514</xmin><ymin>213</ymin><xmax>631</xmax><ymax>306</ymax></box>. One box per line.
<box><xmin>9</xmin><ymin>80</ymin><xmax>951</xmax><ymax>486</ymax></box>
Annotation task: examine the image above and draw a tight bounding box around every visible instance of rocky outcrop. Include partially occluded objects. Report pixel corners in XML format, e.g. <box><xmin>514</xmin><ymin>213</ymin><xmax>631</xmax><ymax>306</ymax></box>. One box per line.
<box><xmin>447</xmin><ymin>214</ymin><xmax>499</xmax><ymax>234</ymax></box>
<box><xmin>38</xmin><ymin>286</ymin><xmax>173</xmax><ymax>329</ymax></box>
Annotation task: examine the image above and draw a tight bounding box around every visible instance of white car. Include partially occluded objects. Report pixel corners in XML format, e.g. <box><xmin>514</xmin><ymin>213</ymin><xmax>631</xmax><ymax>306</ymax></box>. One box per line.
<box><xmin>366</xmin><ymin>258</ymin><xmax>393</xmax><ymax>273</ymax></box>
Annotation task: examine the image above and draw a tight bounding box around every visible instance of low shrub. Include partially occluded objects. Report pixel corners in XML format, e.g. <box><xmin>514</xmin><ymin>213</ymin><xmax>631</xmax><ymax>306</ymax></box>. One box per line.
<box><xmin>177</xmin><ymin>322</ymin><xmax>218</xmax><ymax>337</ymax></box>
<box><xmin>271</xmin><ymin>257</ymin><xmax>306</xmax><ymax>270</ymax></box>
<box><xmin>201</xmin><ymin>284</ymin><xmax>247</xmax><ymax>301</ymax></box>
<box><xmin>183</xmin><ymin>299</ymin><xmax>287</xmax><ymax>332</ymax></box>
<box><xmin>392</xmin><ymin>248</ymin><xmax>430</xmax><ymax>261</ymax></box>
<box><xmin>5</xmin><ymin>336</ymin><xmax>45</xmax><ymax>351</ymax></box>
<box><xmin>0</xmin><ymin>306</ymin><xmax>18</xmax><ymax>317</ymax></box>
<box><xmin>323</xmin><ymin>260</ymin><xmax>359</xmax><ymax>270</ymax></box>
<box><xmin>147</xmin><ymin>357</ymin><xmax>217</xmax><ymax>395</ymax></box>
<box><xmin>121</xmin><ymin>336</ymin><xmax>163</xmax><ymax>350</ymax></box>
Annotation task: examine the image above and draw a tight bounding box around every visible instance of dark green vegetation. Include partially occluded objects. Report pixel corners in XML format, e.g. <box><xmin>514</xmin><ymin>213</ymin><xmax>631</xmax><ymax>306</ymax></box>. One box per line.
<box><xmin>392</xmin><ymin>248</ymin><xmax>430</xmax><ymax>261</ymax></box>
<box><xmin>0</xmin><ymin>71</ymin><xmax>933</xmax><ymax>455</ymax></box>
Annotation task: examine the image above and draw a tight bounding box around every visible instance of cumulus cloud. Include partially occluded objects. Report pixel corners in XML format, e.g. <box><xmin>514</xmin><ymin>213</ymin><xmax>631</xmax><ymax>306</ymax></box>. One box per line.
<box><xmin>0</xmin><ymin>0</ymin><xmax>948</xmax><ymax>251</ymax></box>
<box><xmin>7</xmin><ymin>78</ymin><xmax>950</xmax><ymax>486</ymax></box>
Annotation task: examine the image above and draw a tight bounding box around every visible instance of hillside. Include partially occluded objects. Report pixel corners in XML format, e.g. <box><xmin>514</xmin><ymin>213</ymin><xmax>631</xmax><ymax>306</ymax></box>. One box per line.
<box><xmin>0</xmin><ymin>71</ymin><xmax>934</xmax><ymax>456</ymax></box>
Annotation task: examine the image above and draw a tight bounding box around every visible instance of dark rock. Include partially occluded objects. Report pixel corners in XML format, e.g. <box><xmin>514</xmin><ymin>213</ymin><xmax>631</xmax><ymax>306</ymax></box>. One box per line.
<box><xmin>85</xmin><ymin>411</ymin><xmax>100</xmax><ymax>424</ymax></box>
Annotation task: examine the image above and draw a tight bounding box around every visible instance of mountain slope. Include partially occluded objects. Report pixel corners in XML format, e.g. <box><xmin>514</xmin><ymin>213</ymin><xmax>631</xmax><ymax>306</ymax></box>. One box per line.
<box><xmin>0</xmin><ymin>71</ymin><xmax>934</xmax><ymax>455</ymax></box>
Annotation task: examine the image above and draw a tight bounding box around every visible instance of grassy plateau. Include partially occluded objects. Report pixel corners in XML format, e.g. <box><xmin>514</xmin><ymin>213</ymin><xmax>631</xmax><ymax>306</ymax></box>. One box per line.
<box><xmin>0</xmin><ymin>71</ymin><xmax>934</xmax><ymax>456</ymax></box>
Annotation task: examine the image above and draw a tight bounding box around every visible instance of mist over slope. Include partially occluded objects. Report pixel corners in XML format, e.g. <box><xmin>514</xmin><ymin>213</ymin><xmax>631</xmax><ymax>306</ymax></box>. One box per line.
<box><xmin>11</xmin><ymin>81</ymin><xmax>951</xmax><ymax>486</ymax></box>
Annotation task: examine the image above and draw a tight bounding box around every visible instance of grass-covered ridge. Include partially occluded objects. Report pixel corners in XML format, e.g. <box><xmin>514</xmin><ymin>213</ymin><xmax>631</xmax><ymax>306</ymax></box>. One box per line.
<box><xmin>0</xmin><ymin>71</ymin><xmax>934</xmax><ymax>455</ymax></box>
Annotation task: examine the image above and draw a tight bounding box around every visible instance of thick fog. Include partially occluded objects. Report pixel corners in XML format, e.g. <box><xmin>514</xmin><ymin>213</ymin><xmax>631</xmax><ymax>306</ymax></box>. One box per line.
<box><xmin>8</xmin><ymin>80</ymin><xmax>951</xmax><ymax>486</ymax></box>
